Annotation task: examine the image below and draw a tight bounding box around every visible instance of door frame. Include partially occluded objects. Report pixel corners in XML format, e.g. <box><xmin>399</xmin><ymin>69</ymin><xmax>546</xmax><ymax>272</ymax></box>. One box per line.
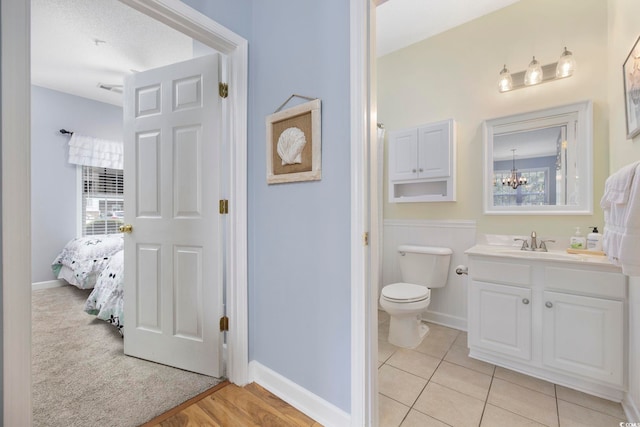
<box><xmin>349</xmin><ymin>0</ymin><xmax>378</xmax><ymax>425</ymax></box>
<box><xmin>1</xmin><ymin>0</ymin><xmax>249</xmax><ymax>424</ymax></box>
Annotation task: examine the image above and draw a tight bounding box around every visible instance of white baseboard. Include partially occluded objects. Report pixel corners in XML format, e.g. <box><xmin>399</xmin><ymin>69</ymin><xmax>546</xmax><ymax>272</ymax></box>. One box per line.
<box><xmin>623</xmin><ymin>392</ymin><xmax>640</xmax><ymax>422</ymax></box>
<box><xmin>248</xmin><ymin>361</ymin><xmax>351</xmax><ymax>427</ymax></box>
<box><xmin>32</xmin><ymin>279</ymin><xmax>66</xmax><ymax>291</ymax></box>
<box><xmin>423</xmin><ymin>310</ymin><xmax>467</xmax><ymax>331</ymax></box>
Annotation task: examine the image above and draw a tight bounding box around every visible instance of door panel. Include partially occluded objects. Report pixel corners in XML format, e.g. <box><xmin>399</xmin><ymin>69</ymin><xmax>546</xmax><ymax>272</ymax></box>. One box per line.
<box><xmin>123</xmin><ymin>53</ymin><xmax>222</xmax><ymax>377</ymax></box>
<box><xmin>417</xmin><ymin>122</ymin><xmax>450</xmax><ymax>179</ymax></box>
<box><xmin>542</xmin><ymin>291</ymin><xmax>624</xmax><ymax>385</ymax></box>
<box><xmin>469</xmin><ymin>280</ymin><xmax>532</xmax><ymax>360</ymax></box>
<box><xmin>389</xmin><ymin>129</ymin><xmax>418</xmax><ymax>181</ymax></box>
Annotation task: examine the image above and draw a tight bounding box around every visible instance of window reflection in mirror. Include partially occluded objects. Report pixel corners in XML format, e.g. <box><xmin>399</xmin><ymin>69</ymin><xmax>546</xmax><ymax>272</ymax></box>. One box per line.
<box><xmin>483</xmin><ymin>101</ymin><xmax>593</xmax><ymax>215</ymax></box>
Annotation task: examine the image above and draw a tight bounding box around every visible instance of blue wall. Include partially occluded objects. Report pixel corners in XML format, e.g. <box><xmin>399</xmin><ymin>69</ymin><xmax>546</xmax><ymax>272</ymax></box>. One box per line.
<box><xmin>249</xmin><ymin>1</ymin><xmax>351</xmax><ymax>411</ymax></box>
<box><xmin>30</xmin><ymin>86</ymin><xmax>123</xmax><ymax>283</ymax></box>
<box><xmin>181</xmin><ymin>0</ymin><xmax>352</xmax><ymax>412</ymax></box>
<box><xmin>180</xmin><ymin>0</ymin><xmax>252</xmax><ymax>40</ymax></box>
<box><xmin>0</xmin><ymin>7</ymin><xmax>4</xmax><ymax>419</ymax></box>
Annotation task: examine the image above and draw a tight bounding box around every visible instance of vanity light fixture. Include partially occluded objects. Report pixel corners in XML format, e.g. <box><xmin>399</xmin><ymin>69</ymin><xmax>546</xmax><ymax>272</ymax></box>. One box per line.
<box><xmin>503</xmin><ymin>149</ymin><xmax>527</xmax><ymax>189</ymax></box>
<box><xmin>524</xmin><ymin>56</ymin><xmax>543</xmax><ymax>85</ymax></box>
<box><xmin>555</xmin><ymin>47</ymin><xmax>576</xmax><ymax>78</ymax></box>
<box><xmin>498</xmin><ymin>47</ymin><xmax>576</xmax><ymax>92</ymax></box>
<box><xmin>498</xmin><ymin>65</ymin><xmax>513</xmax><ymax>92</ymax></box>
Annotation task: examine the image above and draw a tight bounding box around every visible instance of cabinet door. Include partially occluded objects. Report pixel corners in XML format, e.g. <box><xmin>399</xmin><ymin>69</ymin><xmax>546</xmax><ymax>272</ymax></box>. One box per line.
<box><xmin>417</xmin><ymin>121</ymin><xmax>450</xmax><ymax>179</ymax></box>
<box><xmin>542</xmin><ymin>291</ymin><xmax>624</xmax><ymax>386</ymax></box>
<box><xmin>388</xmin><ymin>129</ymin><xmax>418</xmax><ymax>181</ymax></box>
<box><xmin>469</xmin><ymin>281</ymin><xmax>532</xmax><ymax>360</ymax></box>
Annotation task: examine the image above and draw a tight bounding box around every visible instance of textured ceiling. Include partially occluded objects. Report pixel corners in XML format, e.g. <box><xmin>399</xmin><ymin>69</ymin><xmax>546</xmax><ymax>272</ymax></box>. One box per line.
<box><xmin>31</xmin><ymin>0</ymin><xmax>195</xmax><ymax>106</ymax></box>
<box><xmin>376</xmin><ymin>0</ymin><xmax>521</xmax><ymax>57</ymax></box>
<box><xmin>32</xmin><ymin>1</ymin><xmax>522</xmax><ymax>105</ymax></box>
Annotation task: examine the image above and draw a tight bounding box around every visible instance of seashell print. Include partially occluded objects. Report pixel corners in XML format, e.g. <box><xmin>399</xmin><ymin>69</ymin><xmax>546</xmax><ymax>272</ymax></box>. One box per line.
<box><xmin>277</xmin><ymin>127</ymin><xmax>307</xmax><ymax>165</ymax></box>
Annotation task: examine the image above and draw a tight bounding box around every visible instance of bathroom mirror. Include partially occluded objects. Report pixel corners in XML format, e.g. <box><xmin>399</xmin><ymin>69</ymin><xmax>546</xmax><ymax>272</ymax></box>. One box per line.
<box><xmin>483</xmin><ymin>100</ymin><xmax>593</xmax><ymax>215</ymax></box>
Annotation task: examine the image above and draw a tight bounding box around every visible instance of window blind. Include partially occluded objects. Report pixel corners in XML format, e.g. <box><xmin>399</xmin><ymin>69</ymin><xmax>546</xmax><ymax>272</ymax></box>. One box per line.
<box><xmin>81</xmin><ymin>166</ymin><xmax>124</xmax><ymax>236</ymax></box>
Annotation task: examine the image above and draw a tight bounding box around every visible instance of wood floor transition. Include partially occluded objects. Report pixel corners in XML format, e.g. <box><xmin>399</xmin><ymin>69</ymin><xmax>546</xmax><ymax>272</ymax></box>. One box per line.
<box><xmin>142</xmin><ymin>381</ymin><xmax>323</xmax><ymax>426</ymax></box>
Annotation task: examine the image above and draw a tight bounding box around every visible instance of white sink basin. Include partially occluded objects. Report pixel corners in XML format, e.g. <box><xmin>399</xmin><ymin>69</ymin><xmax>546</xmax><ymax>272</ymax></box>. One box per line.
<box><xmin>492</xmin><ymin>248</ymin><xmax>583</xmax><ymax>261</ymax></box>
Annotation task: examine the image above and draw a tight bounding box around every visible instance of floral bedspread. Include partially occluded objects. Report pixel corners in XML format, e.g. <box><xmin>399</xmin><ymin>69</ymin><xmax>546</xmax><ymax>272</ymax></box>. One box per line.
<box><xmin>84</xmin><ymin>249</ymin><xmax>124</xmax><ymax>334</ymax></box>
<box><xmin>51</xmin><ymin>234</ymin><xmax>124</xmax><ymax>289</ymax></box>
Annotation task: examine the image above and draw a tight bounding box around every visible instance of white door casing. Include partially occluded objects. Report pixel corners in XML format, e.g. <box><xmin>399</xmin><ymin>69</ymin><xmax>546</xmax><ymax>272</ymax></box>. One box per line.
<box><xmin>123</xmin><ymin>53</ymin><xmax>223</xmax><ymax>377</ymax></box>
<box><xmin>4</xmin><ymin>0</ymin><xmax>248</xmax><ymax>424</ymax></box>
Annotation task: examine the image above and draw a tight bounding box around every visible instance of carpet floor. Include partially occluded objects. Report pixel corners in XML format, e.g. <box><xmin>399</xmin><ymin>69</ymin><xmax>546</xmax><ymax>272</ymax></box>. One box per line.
<box><xmin>32</xmin><ymin>285</ymin><xmax>222</xmax><ymax>427</ymax></box>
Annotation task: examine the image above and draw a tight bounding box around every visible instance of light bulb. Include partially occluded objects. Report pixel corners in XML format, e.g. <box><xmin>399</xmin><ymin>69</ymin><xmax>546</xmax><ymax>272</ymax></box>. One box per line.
<box><xmin>498</xmin><ymin>64</ymin><xmax>513</xmax><ymax>92</ymax></box>
<box><xmin>524</xmin><ymin>56</ymin><xmax>543</xmax><ymax>85</ymax></box>
<box><xmin>556</xmin><ymin>47</ymin><xmax>575</xmax><ymax>78</ymax></box>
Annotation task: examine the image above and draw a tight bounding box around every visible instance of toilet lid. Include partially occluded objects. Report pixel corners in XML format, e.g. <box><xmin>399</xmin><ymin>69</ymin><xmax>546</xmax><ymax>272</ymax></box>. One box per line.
<box><xmin>382</xmin><ymin>283</ymin><xmax>430</xmax><ymax>303</ymax></box>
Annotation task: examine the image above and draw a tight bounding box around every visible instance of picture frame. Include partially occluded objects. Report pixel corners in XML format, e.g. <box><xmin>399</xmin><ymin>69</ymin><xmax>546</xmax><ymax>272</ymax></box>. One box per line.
<box><xmin>266</xmin><ymin>98</ymin><xmax>321</xmax><ymax>184</ymax></box>
<box><xmin>623</xmin><ymin>35</ymin><xmax>640</xmax><ymax>139</ymax></box>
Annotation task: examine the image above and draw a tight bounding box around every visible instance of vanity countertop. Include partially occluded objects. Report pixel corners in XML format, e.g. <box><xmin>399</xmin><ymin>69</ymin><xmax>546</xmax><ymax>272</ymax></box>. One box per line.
<box><xmin>465</xmin><ymin>244</ymin><xmax>620</xmax><ymax>268</ymax></box>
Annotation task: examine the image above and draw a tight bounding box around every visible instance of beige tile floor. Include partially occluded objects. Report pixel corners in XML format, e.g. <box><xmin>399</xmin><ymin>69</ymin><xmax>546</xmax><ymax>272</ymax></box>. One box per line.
<box><xmin>378</xmin><ymin>311</ymin><xmax>627</xmax><ymax>427</ymax></box>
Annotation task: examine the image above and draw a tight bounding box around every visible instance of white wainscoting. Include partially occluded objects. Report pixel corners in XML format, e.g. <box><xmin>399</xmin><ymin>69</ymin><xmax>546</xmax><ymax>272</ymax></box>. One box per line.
<box><xmin>382</xmin><ymin>219</ymin><xmax>477</xmax><ymax>331</ymax></box>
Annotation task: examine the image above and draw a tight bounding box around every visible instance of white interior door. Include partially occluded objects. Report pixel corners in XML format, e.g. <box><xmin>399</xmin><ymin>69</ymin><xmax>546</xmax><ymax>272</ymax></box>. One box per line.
<box><xmin>123</xmin><ymin>53</ymin><xmax>223</xmax><ymax>377</ymax></box>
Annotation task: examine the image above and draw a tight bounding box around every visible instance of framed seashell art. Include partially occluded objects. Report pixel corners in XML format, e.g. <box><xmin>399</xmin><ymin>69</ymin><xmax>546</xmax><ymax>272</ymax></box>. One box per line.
<box><xmin>266</xmin><ymin>98</ymin><xmax>321</xmax><ymax>184</ymax></box>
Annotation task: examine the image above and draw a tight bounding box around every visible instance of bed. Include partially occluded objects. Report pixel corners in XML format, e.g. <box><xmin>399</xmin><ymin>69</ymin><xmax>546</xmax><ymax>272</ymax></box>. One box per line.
<box><xmin>84</xmin><ymin>250</ymin><xmax>124</xmax><ymax>334</ymax></box>
<box><xmin>52</xmin><ymin>234</ymin><xmax>125</xmax><ymax>333</ymax></box>
<box><xmin>51</xmin><ymin>234</ymin><xmax>123</xmax><ymax>289</ymax></box>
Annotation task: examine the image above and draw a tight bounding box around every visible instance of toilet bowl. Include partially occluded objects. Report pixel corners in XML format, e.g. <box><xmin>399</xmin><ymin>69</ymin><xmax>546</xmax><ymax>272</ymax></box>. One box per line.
<box><xmin>380</xmin><ymin>245</ymin><xmax>452</xmax><ymax>348</ymax></box>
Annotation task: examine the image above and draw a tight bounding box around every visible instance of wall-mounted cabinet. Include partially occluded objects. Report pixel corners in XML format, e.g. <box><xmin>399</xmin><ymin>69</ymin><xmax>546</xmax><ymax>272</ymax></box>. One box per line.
<box><xmin>388</xmin><ymin>119</ymin><xmax>456</xmax><ymax>203</ymax></box>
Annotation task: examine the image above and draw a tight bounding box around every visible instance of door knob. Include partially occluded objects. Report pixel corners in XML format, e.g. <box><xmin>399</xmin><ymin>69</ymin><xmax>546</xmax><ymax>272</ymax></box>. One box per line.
<box><xmin>119</xmin><ymin>224</ymin><xmax>133</xmax><ymax>233</ymax></box>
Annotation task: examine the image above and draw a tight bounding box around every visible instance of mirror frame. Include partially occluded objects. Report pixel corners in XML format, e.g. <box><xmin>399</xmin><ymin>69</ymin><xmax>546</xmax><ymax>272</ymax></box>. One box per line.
<box><xmin>483</xmin><ymin>100</ymin><xmax>593</xmax><ymax>215</ymax></box>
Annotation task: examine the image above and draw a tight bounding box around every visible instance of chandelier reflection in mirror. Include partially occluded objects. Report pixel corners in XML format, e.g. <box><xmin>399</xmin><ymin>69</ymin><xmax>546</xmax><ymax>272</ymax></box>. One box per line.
<box><xmin>502</xmin><ymin>149</ymin><xmax>528</xmax><ymax>189</ymax></box>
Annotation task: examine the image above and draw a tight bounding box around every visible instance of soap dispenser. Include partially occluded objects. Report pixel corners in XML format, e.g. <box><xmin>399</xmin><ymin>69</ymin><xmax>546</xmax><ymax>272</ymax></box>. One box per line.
<box><xmin>587</xmin><ymin>226</ymin><xmax>603</xmax><ymax>251</ymax></box>
<box><xmin>570</xmin><ymin>227</ymin><xmax>586</xmax><ymax>249</ymax></box>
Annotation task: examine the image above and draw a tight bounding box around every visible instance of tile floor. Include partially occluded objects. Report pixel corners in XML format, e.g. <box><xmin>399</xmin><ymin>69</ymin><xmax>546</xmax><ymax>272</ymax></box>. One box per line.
<box><xmin>378</xmin><ymin>311</ymin><xmax>627</xmax><ymax>427</ymax></box>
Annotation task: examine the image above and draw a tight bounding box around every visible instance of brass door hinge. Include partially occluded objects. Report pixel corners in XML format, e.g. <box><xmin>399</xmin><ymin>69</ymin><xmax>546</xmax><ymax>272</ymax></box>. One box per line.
<box><xmin>363</xmin><ymin>232</ymin><xmax>369</xmax><ymax>246</ymax></box>
<box><xmin>219</xmin><ymin>315</ymin><xmax>229</xmax><ymax>332</ymax></box>
<box><xmin>219</xmin><ymin>82</ymin><xmax>229</xmax><ymax>99</ymax></box>
<box><xmin>219</xmin><ymin>199</ymin><xmax>229</xmax><ymax>214</ymax></box>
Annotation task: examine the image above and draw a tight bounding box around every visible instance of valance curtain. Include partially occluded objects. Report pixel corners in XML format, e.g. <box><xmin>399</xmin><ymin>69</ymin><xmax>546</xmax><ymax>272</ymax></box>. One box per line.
<box><xmin>68</xmin><ymin>134</ymin><xmax>124</xmax><ymax>170</ymax></box>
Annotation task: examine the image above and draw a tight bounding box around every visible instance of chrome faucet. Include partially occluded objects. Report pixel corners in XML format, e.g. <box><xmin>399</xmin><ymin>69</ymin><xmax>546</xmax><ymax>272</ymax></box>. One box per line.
<box><xmin>514</xmin><ymin>231</ymin><xmax>555</xmax><ymax>252</ymax></box>
<box><xmin>530</xmin><ymin>231</ymin><xmax>537</xmax><ymax>250</ymax></box>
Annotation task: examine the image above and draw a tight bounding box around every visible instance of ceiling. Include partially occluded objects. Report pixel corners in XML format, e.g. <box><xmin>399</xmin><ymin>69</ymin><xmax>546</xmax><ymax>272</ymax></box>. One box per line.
<box><xmin>32</xmin><ymin>0</ymin><xmax>522</xmax><ymax>106</ymax></box>
<box><xmin>376</xmin><ymin>0</ymin><xmax>521</xmax><ymax>57</ymax></box>
<box><xmin>31</xmin><ymin>0</ymin><xmax>195</xmax><ymax>106</ymax></box>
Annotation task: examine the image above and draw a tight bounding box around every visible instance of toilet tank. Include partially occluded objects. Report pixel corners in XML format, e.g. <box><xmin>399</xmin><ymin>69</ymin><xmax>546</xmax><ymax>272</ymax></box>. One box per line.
<box><xmin>398</xmin><ymin>245</ymin><xmax>452</xmax><ymax>288</ymax></box>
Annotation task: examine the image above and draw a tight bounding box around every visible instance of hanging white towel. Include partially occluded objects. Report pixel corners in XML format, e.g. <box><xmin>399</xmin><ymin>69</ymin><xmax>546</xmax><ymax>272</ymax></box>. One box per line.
<box><xmin>601</xmin><ymin>161</ymin><xmax>640</xmax><ymax>275</ymax></box>
<box><xmin>68</xmin><ymin>134</ymin><xmax>123</xmax><ymax>170</ymax></box>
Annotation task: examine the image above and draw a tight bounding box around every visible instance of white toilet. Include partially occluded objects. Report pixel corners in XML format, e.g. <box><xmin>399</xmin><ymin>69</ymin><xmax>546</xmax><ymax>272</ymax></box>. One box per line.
<box><xmin>380</xmin><ymin>245</ymin><xmax>452</xmax><ymax>348</ymax></box>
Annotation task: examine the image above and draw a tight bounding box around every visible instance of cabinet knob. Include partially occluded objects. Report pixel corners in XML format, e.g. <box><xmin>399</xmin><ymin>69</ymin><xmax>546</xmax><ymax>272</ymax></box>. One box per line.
<box><xmin>545</xmin><ymin>301</ymin><xmax>553</xmax><ymax>308</ymax></box>
<box><xmin>412</xmin><ymin>169</ymin><xmax>417</xmax><ymax>173</ymax></box>
<box><xmin>522</xmin><ymin>298</ymin><xmax>530</xmax><ymax>305</ymax></box>
<box><xmin>419</xmin><ymin>168</ymin><xmax>424</xmax><ymax>172</ymax></box>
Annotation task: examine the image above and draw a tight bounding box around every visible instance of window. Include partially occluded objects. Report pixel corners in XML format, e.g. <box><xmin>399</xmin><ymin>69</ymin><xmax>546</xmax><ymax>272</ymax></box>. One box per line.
<box><xmin>81</xmin><ymin>166</ymin><xmax>124</xmax><ymax>236</ymax></box>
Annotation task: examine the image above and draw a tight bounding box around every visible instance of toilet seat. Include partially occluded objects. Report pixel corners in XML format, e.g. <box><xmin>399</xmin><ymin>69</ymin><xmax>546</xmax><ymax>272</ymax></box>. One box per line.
<box><xmin>382</xmin><ymin>283</ymin><xmax>430</xmax><ymax>303</ymax></box>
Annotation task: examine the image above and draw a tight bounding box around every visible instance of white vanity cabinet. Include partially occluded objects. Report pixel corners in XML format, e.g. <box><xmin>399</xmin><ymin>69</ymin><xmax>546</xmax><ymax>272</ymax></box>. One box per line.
<box><xmin>466</xmin><ymin>248</ymin><xmax>627</xmax><ymax>401</ymax></box>
<box><xmin>469</xmin><ymin>281</ymin><xmax>532</xmax><ymax>360</ymax></box>
<box><xmin>388</xmin><ymin>119</ymin><xmax>455</xmax><ymax>202</ymax></box>
<box><xmin>541</xmin><ymin>266</ymin><xmax>626</xmax><ymax>387</ymax></box>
